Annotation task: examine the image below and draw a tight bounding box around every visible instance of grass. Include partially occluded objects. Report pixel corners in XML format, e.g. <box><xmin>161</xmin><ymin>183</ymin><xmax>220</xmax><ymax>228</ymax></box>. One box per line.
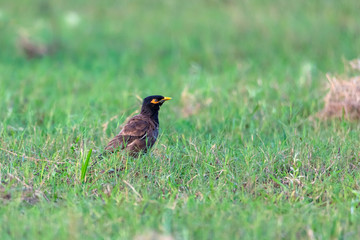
<box><xmin>1</xmin><ymin>0</ymin><xmax>360</xmax><ymax>239</ymax></box>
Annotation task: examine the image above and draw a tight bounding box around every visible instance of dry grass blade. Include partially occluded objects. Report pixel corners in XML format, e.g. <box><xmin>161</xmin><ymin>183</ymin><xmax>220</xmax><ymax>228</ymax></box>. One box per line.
<box><xmin>102</xmin><ymin>115</ymin><xmax>118</xmax><ymax>134</ymax></box>
<box><xmin>349</xmin><ymin>58</ymin><xmax>360</xmax><ymax>71</ymax></box>
<box><xmin>5</xmin><ymin>174</ymin><xmax>49</xmax><ymax>204</ymax></box>
<box><xmin>0</xmin><ymin>147</ymin><xmax>67</xmax><ymax>164</ymax></box>
<box><xmin>123</xmin><ymin>180</ymin><xmax>142</xmax><ymax>200</ymax></box>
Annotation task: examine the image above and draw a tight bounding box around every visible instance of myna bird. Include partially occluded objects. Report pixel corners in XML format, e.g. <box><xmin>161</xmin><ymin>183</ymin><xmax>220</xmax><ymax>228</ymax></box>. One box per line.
<box><xmin>100</xmin><ymin>95</ymin><xmax>172</xmax><ymax>159</ymax></box>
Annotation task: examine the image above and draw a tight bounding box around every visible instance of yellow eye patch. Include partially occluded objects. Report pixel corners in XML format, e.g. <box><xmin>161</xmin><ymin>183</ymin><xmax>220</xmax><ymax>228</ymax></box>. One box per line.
<box><xmin>151</xmin><ymin>97</ymin><xmax>172</xmax><ymax>104</ymax></box>
<box><xmin>151</xmin><ymin>99</ymin><xmax>159</xmax><ymax>104</ymax></box>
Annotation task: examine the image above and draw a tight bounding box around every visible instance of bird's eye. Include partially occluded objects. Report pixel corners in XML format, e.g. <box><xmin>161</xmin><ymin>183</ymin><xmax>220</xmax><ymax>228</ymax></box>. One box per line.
<box><xmin>151</xmin><ymin>99</ymin><xmax>160</xmax><ymax>104</ymax></box>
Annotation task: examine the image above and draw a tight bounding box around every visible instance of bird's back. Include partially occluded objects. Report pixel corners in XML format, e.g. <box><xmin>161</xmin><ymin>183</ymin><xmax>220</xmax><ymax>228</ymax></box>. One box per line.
<box><xmin>104</xmin><ymin>114</ymin><xmax>158</xmax><ymax>157</ymax></box>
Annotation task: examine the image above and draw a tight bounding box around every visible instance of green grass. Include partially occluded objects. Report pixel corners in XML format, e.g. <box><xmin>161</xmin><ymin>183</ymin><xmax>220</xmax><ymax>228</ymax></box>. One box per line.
<box><xmin>1</xmin><ymin>0</ymin><xmax>360</xmax><ymax>239</ymax></box>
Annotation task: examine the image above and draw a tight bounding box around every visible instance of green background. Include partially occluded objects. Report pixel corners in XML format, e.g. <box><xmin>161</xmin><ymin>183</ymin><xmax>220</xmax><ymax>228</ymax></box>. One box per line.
<box><xmin>0</xmin><ymin>0</ymin><xmax>360</xmax><ymax>239</ymax></box>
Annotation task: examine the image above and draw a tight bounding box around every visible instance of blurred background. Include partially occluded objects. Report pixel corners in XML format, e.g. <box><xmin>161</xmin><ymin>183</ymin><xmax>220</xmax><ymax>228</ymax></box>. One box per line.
<box><xmin>2</xmin><ymin>0</ymin><xmax>359</xmax><ymax>66</ymax></box>
<box><xmin>1</xmin><ymin>0</ymin><xmax>360</xmax><ymax>136</ymax></box>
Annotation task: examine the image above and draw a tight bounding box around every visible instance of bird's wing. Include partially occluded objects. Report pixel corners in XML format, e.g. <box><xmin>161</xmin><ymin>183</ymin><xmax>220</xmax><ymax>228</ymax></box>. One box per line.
<box><xmin>120</xmin><ymin>116</ymin><xmax>150</xmax><ymax>137</ymax></box>
<box><xmin>104</xmin><ymin>116</ymin><xmax>150</xmax><ymax>152</ymax></box>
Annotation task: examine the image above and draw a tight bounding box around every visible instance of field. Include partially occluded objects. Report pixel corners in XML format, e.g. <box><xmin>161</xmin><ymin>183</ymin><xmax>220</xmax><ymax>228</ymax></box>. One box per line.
<box><xmin>1</xmin><ymin>0</ymin><xmax>360</xmax><ymax>239</ymax></box>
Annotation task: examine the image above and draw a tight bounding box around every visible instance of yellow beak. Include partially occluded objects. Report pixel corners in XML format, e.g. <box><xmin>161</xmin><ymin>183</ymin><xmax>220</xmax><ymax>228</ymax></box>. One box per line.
<box><xmin>163</xmin><ymin>97</ymin><xmax>172</xmax><ymax>101</ymax></box>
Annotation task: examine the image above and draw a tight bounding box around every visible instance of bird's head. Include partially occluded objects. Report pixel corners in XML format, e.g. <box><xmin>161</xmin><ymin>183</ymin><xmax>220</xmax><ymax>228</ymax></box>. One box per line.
<box><xmin>141</xmin><ymin>95</ymin><xmax>172</xmax><ymax>116</ymax></box>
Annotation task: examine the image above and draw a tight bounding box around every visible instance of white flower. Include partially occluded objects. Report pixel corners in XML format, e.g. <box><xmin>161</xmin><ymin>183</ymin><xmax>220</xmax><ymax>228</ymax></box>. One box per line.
<box><xmin>64</xmin><ymin>11</ymin><xmax>80</xmax><ymax>27</ymax></box>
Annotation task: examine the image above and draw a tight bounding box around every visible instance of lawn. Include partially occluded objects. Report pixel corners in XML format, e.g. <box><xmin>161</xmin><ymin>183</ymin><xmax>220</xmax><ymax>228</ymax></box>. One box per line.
<box><xmin>1</xmin><ymin>0</ymin><xmax>360</xmax><ymax>239</ymax></box>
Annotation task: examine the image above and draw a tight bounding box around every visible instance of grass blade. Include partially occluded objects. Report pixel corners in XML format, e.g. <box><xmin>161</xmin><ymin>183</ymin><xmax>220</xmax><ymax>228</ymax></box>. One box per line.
<box><xmin>81</xmin><ymin>149</ymin><xmax>92</xmax><ymax>182</ymax></box>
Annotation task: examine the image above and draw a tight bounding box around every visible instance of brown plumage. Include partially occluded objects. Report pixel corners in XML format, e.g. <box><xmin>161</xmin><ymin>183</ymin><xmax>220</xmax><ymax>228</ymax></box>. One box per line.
<box><xmin>101</xmin><ymin>95</ymin><xmax>171</xmax><ymax>159</ymax></box>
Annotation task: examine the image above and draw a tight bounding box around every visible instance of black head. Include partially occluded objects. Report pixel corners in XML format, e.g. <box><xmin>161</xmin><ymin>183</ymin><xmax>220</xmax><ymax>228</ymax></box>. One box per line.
<box><xmin>140</xmin><ymin>95</ymin><xmax>172</xmax><ymax>117</ymax></box>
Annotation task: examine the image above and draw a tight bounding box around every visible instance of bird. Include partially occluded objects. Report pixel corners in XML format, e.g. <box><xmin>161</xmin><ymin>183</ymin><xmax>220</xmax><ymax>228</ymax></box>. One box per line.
<box><xmin>99</xmin><ymin>95</ymin><xmax>172</xmax><ymax>160</ymax></box>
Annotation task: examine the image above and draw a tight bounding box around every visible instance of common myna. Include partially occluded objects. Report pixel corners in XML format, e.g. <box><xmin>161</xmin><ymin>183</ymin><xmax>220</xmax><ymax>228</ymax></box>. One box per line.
<box><xmin>101</xmin><ymin>95</ymin><xmax>172</xmax><ymax>159</ymax></box>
